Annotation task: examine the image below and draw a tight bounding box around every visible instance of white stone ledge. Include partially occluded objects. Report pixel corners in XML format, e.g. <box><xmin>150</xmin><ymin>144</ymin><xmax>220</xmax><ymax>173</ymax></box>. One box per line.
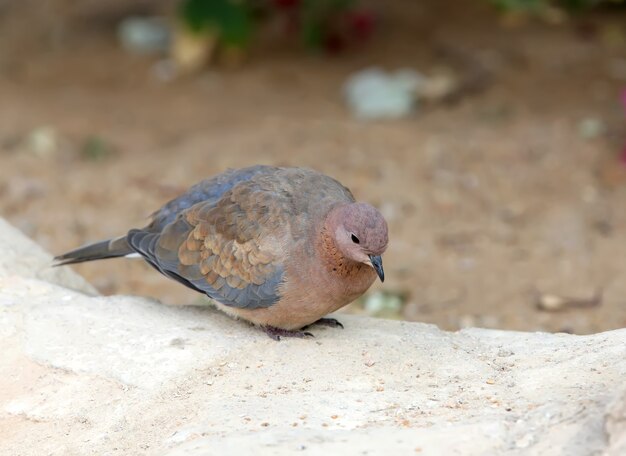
<box><xmin>1</xmin><ymin>218</ymin><xmax>625</xmax><ymax>455</ymax></box>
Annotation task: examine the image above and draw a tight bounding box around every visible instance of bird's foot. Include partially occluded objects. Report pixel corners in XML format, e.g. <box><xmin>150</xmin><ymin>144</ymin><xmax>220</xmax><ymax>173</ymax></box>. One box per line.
<box><xmin>305</xmin><ymin>318</ymin><xmax>344</xmax><ymax>329</ymax></box>
<box><xmin>263</xmin><ymin>326</ymin><xmax>314</xmax><ymax>341</ymax></box>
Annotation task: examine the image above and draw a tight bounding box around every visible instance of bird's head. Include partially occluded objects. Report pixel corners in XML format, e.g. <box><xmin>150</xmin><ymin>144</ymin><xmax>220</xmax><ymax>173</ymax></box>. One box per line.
<box><xmin>330</xmin><ymin>202</ymin><xmax>388</xmax><ymax>282</ymax></box>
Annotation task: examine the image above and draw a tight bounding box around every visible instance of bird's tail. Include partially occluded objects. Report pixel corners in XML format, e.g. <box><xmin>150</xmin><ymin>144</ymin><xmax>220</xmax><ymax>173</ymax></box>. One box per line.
<box><xmin>53</xmin><ymin>235</ymin><xmax>133</xmax><ymax>266</ymax></box>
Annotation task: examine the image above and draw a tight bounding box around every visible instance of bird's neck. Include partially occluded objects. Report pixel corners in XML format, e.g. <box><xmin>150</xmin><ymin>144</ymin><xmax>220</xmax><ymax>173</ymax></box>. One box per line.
<box><xmin>317</xmin><ymin>209</ymin><xmax>367</xmax><ymax>279</ymax></box>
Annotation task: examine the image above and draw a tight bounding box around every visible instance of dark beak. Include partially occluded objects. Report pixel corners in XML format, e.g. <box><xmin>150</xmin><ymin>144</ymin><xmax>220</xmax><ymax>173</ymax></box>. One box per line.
<box><xmin>369</xmin><ymin>255</ymin><xmax>385</xmax><ymax>282</ymax></box>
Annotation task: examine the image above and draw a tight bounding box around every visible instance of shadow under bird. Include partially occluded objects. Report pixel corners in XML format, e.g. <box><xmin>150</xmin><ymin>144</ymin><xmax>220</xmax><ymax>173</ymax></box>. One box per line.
<box><xmin>54</xmin><ymin>166</ymin><xmax>388</xmax><ymax>340</ymax></box>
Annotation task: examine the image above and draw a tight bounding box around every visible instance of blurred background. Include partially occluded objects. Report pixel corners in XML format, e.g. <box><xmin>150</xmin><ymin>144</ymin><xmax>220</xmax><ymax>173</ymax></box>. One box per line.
<box><xmin>1</xmin><ymin>0</ymin><xmax>625</xmax><ymax>334</ymax></box>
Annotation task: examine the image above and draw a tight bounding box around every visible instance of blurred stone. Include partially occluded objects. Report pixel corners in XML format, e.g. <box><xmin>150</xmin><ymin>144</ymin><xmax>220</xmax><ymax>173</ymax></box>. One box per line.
<box><xmin>534</xmin><ymin>290</ymin><xmax>601</xmax><ymax>312</ymax></box>
<box><xmin>344</xmin><ymin>68</ymin><xmax>422</xmax><ymax>120</ymax></box>
<box><xmin>171</xmin><ymin>24</ymin><xmax>218</xmax><ymax>75</ymax></box>
<box><xmin>458</xmin><ymin>314</ymin><xmax>476</xmax><ymax>329</ymax></box>
<box><xmin>477</xmin><ymin>314</ymin><xmax>501</xmax><ymax>329</ymax></box>
<box><xmin>26</xmin><ymin>126</ymin><xmax>57</xmax><ymax>158</ymax></box>
<box><xmin>118</xmin><ymin>16</ymin><xmax>170</xmax><ymax>55</ymax></box>
<box><xmin>578</xmin><ymin>117</ymin><xmax>606</xmax><ymax>140</ymax></box>
<box><xmin>416</xmin><ymin>70</ymin><xmax>459</xmax><ymax>102</ymax></box>
<box><xmin>361</xmin><ymin>290</ymin><xmax>406</xmax><ymax>319</ymax></box>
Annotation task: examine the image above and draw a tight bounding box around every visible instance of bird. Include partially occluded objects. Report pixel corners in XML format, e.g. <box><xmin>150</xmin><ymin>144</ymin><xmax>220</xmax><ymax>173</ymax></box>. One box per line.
<box><xmin>54</xmin><ymin>166</ymin><xmax>388</xmax><ymax>340</ymax></box>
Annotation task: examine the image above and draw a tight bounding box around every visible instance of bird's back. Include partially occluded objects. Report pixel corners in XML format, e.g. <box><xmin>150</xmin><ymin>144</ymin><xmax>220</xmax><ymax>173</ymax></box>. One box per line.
<box><xmin>146</xmin><ymin>165</ymin><xmax>278</xmax><ymax>232</ymax></box>
<box><xmin>149</xmin><ymin>166</ymin><xmax>355</xmax><ymax>238</ymax></box>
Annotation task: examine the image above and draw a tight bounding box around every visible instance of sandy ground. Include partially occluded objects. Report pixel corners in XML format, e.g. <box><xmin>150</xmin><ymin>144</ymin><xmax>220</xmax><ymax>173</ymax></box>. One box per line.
<box><xmin>1</xmin><ymin>0</ymin><xmax>626</xmax><ymax>334</ymax></box>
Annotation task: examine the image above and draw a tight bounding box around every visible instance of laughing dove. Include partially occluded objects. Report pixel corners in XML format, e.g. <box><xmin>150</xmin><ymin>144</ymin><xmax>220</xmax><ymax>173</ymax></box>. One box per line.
<box><xmin>55</xmin><ymin>166</ymin><xmax>389</xmax><ymax>340</ymax></box>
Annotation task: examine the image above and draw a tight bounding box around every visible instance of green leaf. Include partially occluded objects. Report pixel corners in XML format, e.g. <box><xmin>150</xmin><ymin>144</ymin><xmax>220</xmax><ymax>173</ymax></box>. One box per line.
<box><xmin>179</xmin><ymin>0</ymin><xmax>252</xmax><ymax>47</ymax></box>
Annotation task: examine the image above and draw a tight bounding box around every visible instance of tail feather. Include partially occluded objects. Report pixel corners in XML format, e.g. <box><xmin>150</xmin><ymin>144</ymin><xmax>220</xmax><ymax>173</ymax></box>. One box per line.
<box><xmin>53</xmin><ymin>236</ymin><xmax>133</xmax><ymax>266</ymax></box>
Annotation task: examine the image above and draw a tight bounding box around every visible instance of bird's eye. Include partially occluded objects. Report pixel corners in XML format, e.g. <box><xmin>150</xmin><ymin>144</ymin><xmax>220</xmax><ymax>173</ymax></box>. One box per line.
<box><xmin>351</xmin><ymin>234</ymin><xmax>360</xmax><ymax>244</ymax></box>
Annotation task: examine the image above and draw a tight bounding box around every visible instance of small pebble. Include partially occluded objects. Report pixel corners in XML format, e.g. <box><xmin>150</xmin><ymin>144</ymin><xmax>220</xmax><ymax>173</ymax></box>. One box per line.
<box><xmin>27</xmin><ymin>126</ymin><xmax>57</xmax><ymax>158</ymax></box>
<box><xmin>578</xmin><ymin>117</ymin><xmax>605</xmax><ymax>140</ymax></box>
<box><xmin>344</xmin><ymin>67</ymin><xmax>422</xmax><ymax>120</ymax></box>
<box><xmin>118</xmin><ymin>16</ymin><xmax>170</xmax><ymax>55</ymax></box>
<box><xmin>515</xmin><ymin>433</ymin><xmax>534</xmax><ymax>449</ymax></box>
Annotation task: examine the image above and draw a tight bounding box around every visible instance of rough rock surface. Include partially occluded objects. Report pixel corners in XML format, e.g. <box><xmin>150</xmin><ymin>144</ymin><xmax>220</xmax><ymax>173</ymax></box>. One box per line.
<box><xmin>1</xmin><ymin>218</ymin><xmax>625</xmax><ymax>455</ymax></box>
<box><xmin>604</xmin><ymin>390</ymin><xmax>626</xmax><ymax>456</ymax></box>
<box><xmin>0</xmin><ymin>217</ymin><xmax>96</xmax><ymax>294</ymax></box>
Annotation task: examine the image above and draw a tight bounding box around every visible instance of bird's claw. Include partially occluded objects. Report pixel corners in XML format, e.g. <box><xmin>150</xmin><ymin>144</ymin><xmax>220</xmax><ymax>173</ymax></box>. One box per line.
<box><xmin>306</xmin><ymin>318</ymin><xmax>344</xmax><ymax>329</ymax></box>
<box><xmin>263</xmin><ymin>326</ymin><xmax>315</xmax><ymax>341</ymax></box>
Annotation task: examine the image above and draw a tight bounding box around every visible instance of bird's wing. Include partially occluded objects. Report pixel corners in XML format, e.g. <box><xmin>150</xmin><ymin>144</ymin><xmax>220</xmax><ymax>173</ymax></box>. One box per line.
<box><xmin>146</xmin><ymin>165</ymin><xmax>278</xmax><ymax>232</ymax></box>
<box><xmin>127</xmin><ymin>179</ymin><xmax>290</xmax><ymax>309</ymax></box>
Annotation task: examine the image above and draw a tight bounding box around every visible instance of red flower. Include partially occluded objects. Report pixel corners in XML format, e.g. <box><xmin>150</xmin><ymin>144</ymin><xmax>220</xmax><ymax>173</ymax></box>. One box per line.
<box><xmin>273</xmin><ymin>0</ymin><xmax>299</xmax><ymax>9</ymax></box>
<box><xmin>348</xmin><ymin>9</ymin><xmax>375</xmax><ymax>40</ymax></box>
